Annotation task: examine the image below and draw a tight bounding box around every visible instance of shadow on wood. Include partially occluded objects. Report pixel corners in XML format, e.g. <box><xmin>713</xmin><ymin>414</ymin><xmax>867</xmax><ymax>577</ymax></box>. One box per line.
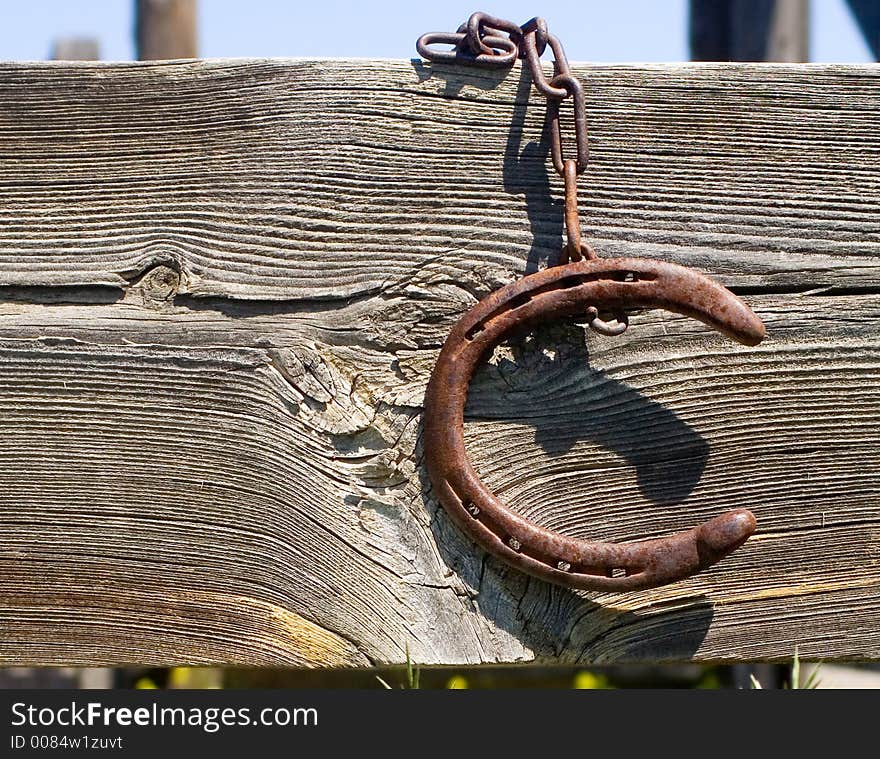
<box><xmin>467</xmin><ymin>325</ymin><xmax>710</xmax><ymax>506</ymax></box>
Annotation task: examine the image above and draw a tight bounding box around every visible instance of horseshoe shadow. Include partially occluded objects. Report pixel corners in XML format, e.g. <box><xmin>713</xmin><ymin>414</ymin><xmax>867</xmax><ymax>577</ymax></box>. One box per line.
<box><xmin>411</xmin><ymin>59</ymin><xmax>563</xmax><ymax>274</ymax></box>
<box><xmin>466</xmin><ymin>325</ymin><xmax>710</xmax><ymax>507</ymax></box>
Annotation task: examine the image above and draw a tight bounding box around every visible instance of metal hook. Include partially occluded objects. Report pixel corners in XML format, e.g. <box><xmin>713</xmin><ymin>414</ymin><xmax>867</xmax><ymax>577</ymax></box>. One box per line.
<box><xmin>586</xmin><ymin>306</ymin><xmax>628</xmax><ymax>336</ymax></box>
<box><xmin>423</xmin><ymin>257</ymin><xmax>765</xmax><ymax>591</ymax></box>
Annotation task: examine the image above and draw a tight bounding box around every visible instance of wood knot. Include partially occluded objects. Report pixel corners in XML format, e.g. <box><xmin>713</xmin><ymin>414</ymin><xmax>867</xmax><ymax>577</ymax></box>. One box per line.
<box><xmin>125</xmin><ymin>263</ymin><xmax>182</xmax><ymax>308</ymax></box>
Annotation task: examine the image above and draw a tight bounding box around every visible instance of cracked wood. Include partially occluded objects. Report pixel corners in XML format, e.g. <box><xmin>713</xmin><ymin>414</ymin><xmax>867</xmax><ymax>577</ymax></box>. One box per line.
<box><xmin>0</xmin><ymin>59</ymin><xmax>878</xmax><ymax>665</ymax></box>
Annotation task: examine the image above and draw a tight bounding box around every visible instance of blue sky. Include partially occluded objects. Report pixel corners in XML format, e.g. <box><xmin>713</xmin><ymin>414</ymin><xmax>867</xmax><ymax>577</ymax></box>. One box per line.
<box><xmin>0</xmin><ymin>0</ymin><xmax>873</xmax><ymax>62</ymax></box>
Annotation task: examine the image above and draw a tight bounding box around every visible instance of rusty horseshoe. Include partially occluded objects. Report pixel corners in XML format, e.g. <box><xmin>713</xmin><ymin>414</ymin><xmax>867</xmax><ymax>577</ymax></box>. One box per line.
<box><xmin>418</xmin><ymin>13</ymin><xmax>766</xmax><ymax>591</ymax></box>
<box><xmin>423</xmin><ymin>257</ymin><xmax>766</xmax><ymax>591</ymax></box>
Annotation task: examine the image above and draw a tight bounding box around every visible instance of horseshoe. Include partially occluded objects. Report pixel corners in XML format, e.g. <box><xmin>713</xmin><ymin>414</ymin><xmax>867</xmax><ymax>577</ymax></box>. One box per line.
<box><xmin>423</xmin><ymin>257</ymin><xmax>766</xmax><ymax>591</ymax></box>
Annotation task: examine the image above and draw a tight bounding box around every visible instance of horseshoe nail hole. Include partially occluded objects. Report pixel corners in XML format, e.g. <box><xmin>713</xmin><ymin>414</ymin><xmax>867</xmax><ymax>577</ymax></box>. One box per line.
<box><xmin>464</xmin><ymin>502</ymin><xmax>480</xmax><ymax>518</ymax></box>
<box><xmin>508</xmin><ymin>537</ymin><xmax>522</xmax><ymax>552</ymax></box>
<box><xmin>557</xmin><ymin>561</ymin><xmax>571</xmax><ymax>572</ymax></box>
<box><xmin>608</xmin><ymin>567</ymin><xmax>627</xmax><ymax>578</ymax></box>
<box><xmin>613</xmin><ymin>270</ymin><xmax>656</xmax><ymax>283</ymax></box>
<box><xmin>465</xmin><ymin>323</ymin><xmax>485</xmax><ymax>341</ymax></box>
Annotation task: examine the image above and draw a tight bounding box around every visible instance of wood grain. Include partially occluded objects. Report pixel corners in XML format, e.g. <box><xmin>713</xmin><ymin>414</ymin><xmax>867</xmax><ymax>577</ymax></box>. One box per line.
<box><xmin>0</xmin><ymin>59</ymin><xmax>878</xmax><ymax>665</ymax></box>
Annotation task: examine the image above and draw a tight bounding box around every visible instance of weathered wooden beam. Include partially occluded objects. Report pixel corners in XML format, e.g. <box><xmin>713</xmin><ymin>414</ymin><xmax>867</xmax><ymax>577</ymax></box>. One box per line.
<box><xmin>0</xmin><ymin>59</ymin><xmax>878</xmax><ymax>666</ymax></box>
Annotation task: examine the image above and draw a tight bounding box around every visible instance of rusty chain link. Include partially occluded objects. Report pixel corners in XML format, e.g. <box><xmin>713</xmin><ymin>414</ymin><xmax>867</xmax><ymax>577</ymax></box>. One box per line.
<box><xmin>417</xmin><ymin>13</ymin><xmax>587</xmax><ymax>177</ymax></box>
<box><xmin>417</xmin><ymin>12</ymin><xmax>627</xmax><ymax>335</ymax></box>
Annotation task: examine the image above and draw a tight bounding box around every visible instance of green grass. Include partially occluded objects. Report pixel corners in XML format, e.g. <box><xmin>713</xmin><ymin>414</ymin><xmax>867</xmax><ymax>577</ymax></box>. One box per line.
<box><xmin>376</xmin><ymin>643</ymin><xmax>420</xmax><ymax>689</ymax></box>
<box><xmin>750</xmin><ymin>648</ymin><xmax>821</xmax><ymax>689</ymax></box>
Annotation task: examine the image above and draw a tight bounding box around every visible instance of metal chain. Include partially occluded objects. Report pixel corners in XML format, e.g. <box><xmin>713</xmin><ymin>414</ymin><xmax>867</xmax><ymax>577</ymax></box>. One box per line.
<box><xmin>417</xmin><ymin>12</ymin><xmax>627</xmax><ymax>336</ymax></box>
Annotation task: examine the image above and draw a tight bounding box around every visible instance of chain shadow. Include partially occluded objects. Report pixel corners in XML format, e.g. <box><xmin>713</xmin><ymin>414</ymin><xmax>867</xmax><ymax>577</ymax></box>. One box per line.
<box><xmin>411</xmin><ymin>60</ymin><xmax>563</xmax><ymax>274</ymax></box>
<box><xmin>501</xmin><ymin>62</ymin><xmax>564</xmax><ymax>274</ymax></box>
<box><xmin>413</xmin><ymin>59</ymin><xmax>714</xmax><ymax>660</ymax></box>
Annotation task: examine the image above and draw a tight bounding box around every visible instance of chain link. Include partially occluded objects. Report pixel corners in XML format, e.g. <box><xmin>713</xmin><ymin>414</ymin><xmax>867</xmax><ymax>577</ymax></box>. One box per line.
<box><xmin>417</xmin><ymin>12</ymin><xmax>627</xmax><ymax>335</ymax></box>
<box><xmin>417</xmin><ymin>14</ymin><xmax>587</xmax><ymax>175</ymax></box>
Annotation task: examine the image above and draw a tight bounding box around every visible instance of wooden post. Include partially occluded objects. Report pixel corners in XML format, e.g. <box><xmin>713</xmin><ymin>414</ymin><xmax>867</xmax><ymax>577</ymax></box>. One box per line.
<box><xmin>846</xmin><ymin>0</ymin><xmax>880</xmax><ymax>60</ymax></box>
<box><xmin>690</xmin><ymin>0</ymin><xmax>809</xmax><ymax>61</ymax></box>
<box><xmin>50</xmin><ymin>38</ymin><xmax>100</xmax><ymax>61</ymax></box>
<box><xmin>135</xmin><ymin>0</ymin><xmax>198</xmax><ymax>60</ymax></box>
